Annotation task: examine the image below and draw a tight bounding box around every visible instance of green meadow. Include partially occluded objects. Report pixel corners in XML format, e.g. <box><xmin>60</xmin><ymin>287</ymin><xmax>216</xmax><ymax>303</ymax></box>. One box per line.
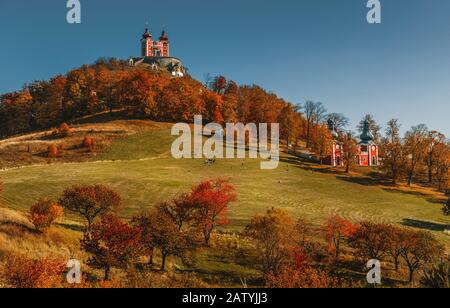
<box><xmin>1</xmin><ymin>128</ymin><xmax>449</xmax><ymax>245</ymax></box>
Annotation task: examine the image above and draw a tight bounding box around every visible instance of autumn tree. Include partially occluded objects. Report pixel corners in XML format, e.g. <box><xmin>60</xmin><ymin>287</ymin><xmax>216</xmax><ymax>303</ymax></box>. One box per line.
<box><xmin>190</xmin><ymin>179</ymin><xmax>237</xmax><ymax>245</ymax></box>
<box><xmin>133</xmin><ymin>209</ymin><xmax>197</xmax><ymax>271</ymax></box>
<box><xmin>279</xmin><ymin>103</ymin><xmax>302</xmax><ymax>147</ymax></box>
<box><xmin>295</xmin><ymin>218</ymin><xmax>313</xmax><ymax>248</ymax></box>
<box><xmin>323</xmin><ymin>215</ymin><xmax>357</xmax><ymax>259</ymax></box>
<box><xmin>381</xmin><ymin>225</ymin><xmax>408</xmax><ymax>272</ymax></box>
<box><xmin>210</xmin><ymin>76</ymin><xmax>228</xmax><ymax>95</ymax></box>
<box><xmin>432</xmin><ymin>141</ymin><xmax>450</xmax><ymax>192</ymax></box>
<box><xmin>59</xmin><ymin>184</ymin><xmax>121</xmax><ymax>228</ymax></box>
<box><xmin>311</xmin><ymin>124</ymin><xmax>333</xmax><ymax>164</ymax></box>
<box><xmin>380</xmin><ymin>119</ymin><xmax>404</xmax><ymax>184</ymax></box>
<box><xmin>348</xmin><ymin>221</ymin><xmax>391</xmax><ymax>261</ymax></box>
<box><xmin>340</xmin><ymin>132</ymin><xmax>359</xmax><ymax>173</ymax></box>
<box><xmin>157</xmin><ymin>194</ymin><xmax>197</xmax><ymax>231</ymax></box>
<box><xmin>326</xmin><ymin>113</ymin><xmax>349</xmax><ymax>131</ymax></box>
<box><xmin>246</xmin><ymin>208</ymin><xmax>296</xmax><ymax>275</ymax></box>
<box><xmin>221</xmin><ymin>80</ymin><xmax>239</xmax><ymax>122</ymax></box>
<box><xmin>358</xmin><ymin>114</ymin><xmax>381</xmax><ymax>143</ymax></box>
<box><xmin>404</xmin><ymin>124</ymin><xmax>428</xmax><ymax>186</ymax></box>
<box><xmin>81</xmin><ymin>214</ymin><xmax>143</xmax><ymax>280</ymax></box>
<box><xmin>28</xmin><ymin>198</ymin><xmax>64</xmax><ymax>233</ymax></box>
<box><xmin>424</xmin><ymin>131</ymin><xmax>447</xmax><ymax>184</ymax></box>
<box><xmin>398</xmin><ymin>230</ymin><xmax>444</xmax><ymax>282</ymax></box>
<box><xmin>420</xmin><ymin>261</ymin><xmax>450</xmax><ymax>288</ymax></box>
<box><xmin>303</xmin><ymin>101</ymin><xmax>327</xmax><ymax>148</ymax></box>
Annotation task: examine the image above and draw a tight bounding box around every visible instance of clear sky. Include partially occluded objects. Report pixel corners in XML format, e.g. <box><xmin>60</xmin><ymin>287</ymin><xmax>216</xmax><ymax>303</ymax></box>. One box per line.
<box><xmin>1</xmin><ymin>0</ymin><xmax>449</xmax><ymax>135</ymax></box>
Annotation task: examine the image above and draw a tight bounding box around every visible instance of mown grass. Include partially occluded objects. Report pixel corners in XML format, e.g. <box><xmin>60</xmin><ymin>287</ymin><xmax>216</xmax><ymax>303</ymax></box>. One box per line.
<box><xmin>1</xmin><ymin>128</ymin><xmax>449</xmax><ymax>242</ymax></box>
<box><xmin>1</xmin><ymin>124</ymin><xmax>450</xmax><ymax>286</ymax></box>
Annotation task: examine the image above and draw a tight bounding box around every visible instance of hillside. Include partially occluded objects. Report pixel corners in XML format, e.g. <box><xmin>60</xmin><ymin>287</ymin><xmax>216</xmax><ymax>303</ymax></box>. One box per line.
<box><xmin>0</xmin><ymin>119</ymin><xmax>449</xmax><ymax>245</ymax></box>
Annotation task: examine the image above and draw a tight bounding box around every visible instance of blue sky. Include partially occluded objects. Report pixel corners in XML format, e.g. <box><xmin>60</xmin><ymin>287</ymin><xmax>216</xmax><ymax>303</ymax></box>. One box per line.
<box><xmin>1</xmin><ymin>0</ymin><xmax>449</xmax><ymax>135</ymax></box>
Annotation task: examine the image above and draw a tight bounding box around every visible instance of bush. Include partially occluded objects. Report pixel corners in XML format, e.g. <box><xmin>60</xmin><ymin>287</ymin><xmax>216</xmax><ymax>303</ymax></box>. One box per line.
<box><xmin>420</xmin><ymin>261</ymin><xmax>450</xmax><ymax>288</ymax></box>
<box><xmin>3</xmin><ymin>254</ymin><xmax>66</xmax><ymax>288</ymax></box>
<box><xmin>265</xmin><ymin>265</ymin><xmax>341</xmax><ymax>288</ymax></box>
<box><xmin>28</xmin><ymin>198</ymin><xmax>64</xmax><ymax>233</ymax></box>
<box><xmin>83</xmin><ymin>136</ymin><xmax>95</xmax><ymax>152</ymax></box>
<box><xmin>443</xmin><ymin>198</ymin><xmax>450</xmax><ymax>216</ymax></box>
<box><xmin>47</xmin><ymin>143</ymin><xmax>58</xmax><ymax>158</ymax></box>
<box><xmin>58</xmin><ymin>123</ymin><xmax>72</xmax><ymax>137</ymax></box>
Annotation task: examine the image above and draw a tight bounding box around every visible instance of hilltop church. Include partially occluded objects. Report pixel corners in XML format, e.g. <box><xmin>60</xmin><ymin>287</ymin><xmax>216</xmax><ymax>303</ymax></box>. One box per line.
<box><xmin>129</xmin><ymin>26</ymin><xmax>186</xmax><ymax>78</ymax></box>
<box><xmin>326</xmin><ymin>119</ymin><xmax>379</xmax><ymax>168</ymax></box>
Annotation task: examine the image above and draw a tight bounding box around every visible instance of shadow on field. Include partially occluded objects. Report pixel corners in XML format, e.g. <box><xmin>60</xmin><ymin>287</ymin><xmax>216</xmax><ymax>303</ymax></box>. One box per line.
<box><xmin>0</xmin><ymin>221</ymin><xmax>37</xmax><ymax>236</ymax></box>
<box><xmin>402</xmin><ymin>219</ymin><xmax>449</xmax><ymax>232</ymax></box>
<box><xmin>57</xmin><ymin>223</ymin><xmax>85</xmax><ymax>233</ymax></box>
<box><xmin>381</xmin><ymin>188</ymin><xmax>445</xmax><ymax>205</ymax></box>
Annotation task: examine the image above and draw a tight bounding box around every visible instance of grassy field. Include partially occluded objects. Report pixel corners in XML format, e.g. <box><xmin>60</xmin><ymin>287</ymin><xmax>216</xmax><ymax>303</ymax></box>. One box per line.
<box><xmin>1</xmin><ymin>126</ymin><xmax>449</xmax><ymax>246</ymax></box>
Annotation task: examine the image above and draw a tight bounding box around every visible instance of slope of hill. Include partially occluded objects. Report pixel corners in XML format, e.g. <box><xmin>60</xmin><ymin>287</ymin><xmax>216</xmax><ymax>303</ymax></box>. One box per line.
<box><xmin>0</xmin><ymin>119</ymin><xmax>449</xmax><ymax>247</ymax></box>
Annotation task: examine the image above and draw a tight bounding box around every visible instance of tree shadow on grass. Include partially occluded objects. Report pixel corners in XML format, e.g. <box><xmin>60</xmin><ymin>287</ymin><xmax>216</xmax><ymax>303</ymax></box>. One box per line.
<box><xmin>56</xmin><ymin>222</ymin><xmax>85</xmax><ymax>233</ymax></box>
<box><xmin>0</xmin><ymin>221</ymin><xmax>38</xmax><ymax>236</ymax></box>
<box><xmin>402</xmin><ymin>219</ymin><xmax>449</xmax><ymax>232</ymax></box>
<box><xmin>381</xmin><ymin>188</ymin><xmax>446</xmax><ymax>205</ymax></box>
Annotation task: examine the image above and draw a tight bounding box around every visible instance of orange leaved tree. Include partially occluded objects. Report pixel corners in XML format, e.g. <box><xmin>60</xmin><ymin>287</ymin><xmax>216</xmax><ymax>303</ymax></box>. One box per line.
<box><xmin>81</xmin><ymin>214</ymin><xmax>143</xmax><ymax>280</ymax></box>
<box><xmin>190</xmin><ymin>179</ymin><xmax>237</xmax><ymax>245</ymax></box>
<box><xmin>28</xmin><ymin>198</ymin><xmax>64</xmax><ymax>233</ymax></box>
<box><xmin>59</xmin><ymin>184</ymin><xmax>121</xmax><ymax>228</ymax></box>
<box><xmin>323</xmin><ymin>215</ymin><xmax>358</xmax><ymax>259</ymax></box>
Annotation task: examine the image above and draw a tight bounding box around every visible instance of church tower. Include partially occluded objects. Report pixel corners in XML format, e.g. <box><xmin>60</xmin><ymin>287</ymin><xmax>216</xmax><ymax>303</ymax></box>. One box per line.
<box><xmin>358</xmin><ymin>120</ymin><xmax>379</xmax><ymax>166</ymax></box>
<box><xmin>159</xmin><ymin>30</ymin><xmax>170</xmax><ymax>57</ymax></box>
<box><xmin>141</xmin><ymin>27</ymin><xmax>153</xmax><ymax>57</ymax></box>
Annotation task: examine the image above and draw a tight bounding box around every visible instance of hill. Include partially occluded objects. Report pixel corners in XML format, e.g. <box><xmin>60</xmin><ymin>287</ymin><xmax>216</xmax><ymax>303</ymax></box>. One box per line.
<box><xmin>0</xmin><ymin>119</ymin><xmax>449</xmax><ymax>245</ymax></box>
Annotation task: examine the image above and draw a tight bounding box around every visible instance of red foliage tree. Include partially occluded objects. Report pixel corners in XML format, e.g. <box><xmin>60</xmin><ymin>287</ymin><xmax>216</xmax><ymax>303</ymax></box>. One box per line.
<box><xmin>81</xmin><ymin>214</ymin><xmax>144</xmax><ymax>280</ymax></box>
<box><xmin>190</xmin><ymin>179</ymin><xmax>237</xmax><ymax>245</ymax></box>
<box><xmin>58</xmin><ymin>184</ymin><xmax>121</xmax><ymax>228</ymax></box>
<box><xmin>323</xmin><ymin>215</ymin><xmax>358</xmax><ymax>259</ymax></box>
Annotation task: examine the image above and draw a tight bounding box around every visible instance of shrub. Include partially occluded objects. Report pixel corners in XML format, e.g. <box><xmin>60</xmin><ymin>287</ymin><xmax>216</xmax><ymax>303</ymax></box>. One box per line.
<box><xmin>3</xmin><ymin>254</ymin><xmax>66</xmax><ymax>288</ymax></box>
<box><xmin>83</xmin><ymin>136</ymin><xmax>95</xmax><ymax>152</ymax></box>
<box><xmin>420</xmin><ymin>261</ymin><xmax>450</xmax><ymax>288</ymax></box>
<box><xmin>265</xmin><ymin>265</ymin><xmax>341</xmax><ymax>288</ymax></box>
<box><xmin>59</xmin><ymin>184</ymin><xmax>121</xmax><ymax>228</ymax></box>
<box><xmin>47</xmin><ymin>143</ymin><xmax>58</xmax><ymax>158</ymax></box>
<box><xmin>58</xmin><ymin>123</ymin><xmax>72</xmax><ymax>137</ymax></box>
<box><xmin>28</xmin><ymin>198</ymin><xmax>64</xmax><ymax>233</ymax></box>
<box><xmin>443</xmin><ymin>198</ymin><xmax>450</xmax><ymax>216</ymax></box>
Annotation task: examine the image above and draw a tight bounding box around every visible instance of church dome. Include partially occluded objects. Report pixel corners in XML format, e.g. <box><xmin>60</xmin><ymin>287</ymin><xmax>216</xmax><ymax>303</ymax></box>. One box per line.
<box><xmin>360</xmin><ymin>120</ymin><xmax>374</xmax><ymax>143</ymax></box>
<box><xmin>159</xmin><ymin>30</ymin><xmax>169</xmax><ymax>41</ymax></box>
<box><xmin>142</xmin><ymin>28</ymin><xmax>152</xmax><ymax>39</ymax></box>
